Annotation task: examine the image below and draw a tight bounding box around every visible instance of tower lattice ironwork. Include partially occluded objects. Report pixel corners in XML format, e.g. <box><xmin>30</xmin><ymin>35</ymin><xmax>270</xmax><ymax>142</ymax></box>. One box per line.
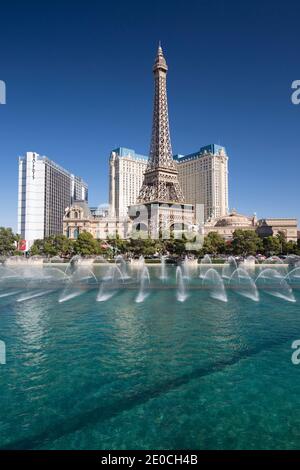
<box><xmin>137</xmin><ymin>43</ymin><xmax>184</xmax><ymax>204</ymax></box>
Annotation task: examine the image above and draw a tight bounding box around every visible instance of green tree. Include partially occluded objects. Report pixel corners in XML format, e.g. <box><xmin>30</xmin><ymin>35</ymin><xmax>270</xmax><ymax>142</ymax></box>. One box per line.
<box><xmin>275</xmin><ymin>231</ymin><xmax>286</xmax><ymax>255</ymax></box>
<box><xmin>73</xmin><ymin>231</ymin><xmax>100</xmax><ymax>255</ymax></box>
<box><xmin>263</xmin><ymin>236</ymin><xmax>282</xmax><ymax>256</ymax></box>
<box><xmin>50</xmin><ymin>234</ymin><xmax>74</xmax><ymax>257</ymax></box>
<box><xmin>127</xmin><ymin>237</ymin><xmax>160</xmax><ymax>257</ymax></box>
<box><xmin>231</xmin><ymin>230</ymin><xmax>263</xmax><ymax>256</ymax></box>
<box><xmin>0</xmin><ymin>227</ymin><xmax>18</xmax><ymax>256</ymax></box>
<box><xmin>42</xmin><ymin>240</ymin><xmax>60</xmax><ymax>257</ymax></box>
<box><xmin>29</xmin><ymin>239</ymin><xmax>44</xmax><ymax>256</ymax></box>
<box><xmin>108</xmin><ymin>234</ymin><xmax>129</xmax><ymax>255</ymax></box>
<box><xmin>285</xmin><ymin>240</ymin><xmax>298</xmax><ymax>254</ymax></box>
<box><xmin>202</xmin><ymin>232</ymin><xmax>226</xmax><ymax>256</ymax></box>
<box><xmin>30</xmin><ymin>235</ymin><xmax>74</xmax><ymax>258</ymax></box>
<box><xmin>163</xmin><ymin>237</ymin><xmax>186</xmax><ymax>256</ymax></box>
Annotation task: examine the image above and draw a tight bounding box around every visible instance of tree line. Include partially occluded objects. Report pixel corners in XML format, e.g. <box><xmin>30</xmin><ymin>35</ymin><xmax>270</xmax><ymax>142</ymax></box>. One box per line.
<box><xmin>0</xmin><ymin>226</ymin><xmax>299</xmax><ymax>258</ymax></box>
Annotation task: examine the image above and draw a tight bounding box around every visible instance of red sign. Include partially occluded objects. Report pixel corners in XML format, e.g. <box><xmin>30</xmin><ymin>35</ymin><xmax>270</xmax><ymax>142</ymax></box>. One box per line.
<box><xmin>18</xmin><ymin>240</ymin><xmax>27</xmax><ymax>251</ymax></box>
<box><xmin>100</xmin><ymin>242</ymin><xmax>111</xmax><ymax>249</ymax></box>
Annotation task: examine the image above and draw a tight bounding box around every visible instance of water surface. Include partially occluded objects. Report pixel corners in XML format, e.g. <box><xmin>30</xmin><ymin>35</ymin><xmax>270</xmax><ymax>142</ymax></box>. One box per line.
<box><xmin>0</xmin><ymin>265</ymin><xmax>299</xmax><ymax>449</ymax></box>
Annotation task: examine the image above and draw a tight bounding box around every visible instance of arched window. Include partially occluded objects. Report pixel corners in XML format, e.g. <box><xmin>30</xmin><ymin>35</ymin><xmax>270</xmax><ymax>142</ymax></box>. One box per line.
<box><xmin>73</xmin><ymin>227</ymin><xmax>79</xmax><ymax>239</ymax></box>
<box><xmin>66</xmin><ymin>227</ymin><xmax>71</xmax><ymax>239</ymax></box>
<box><xmin>74</xmin><ymin>211</ymin><xmax>79</xmax><ymax>219</ymax></box>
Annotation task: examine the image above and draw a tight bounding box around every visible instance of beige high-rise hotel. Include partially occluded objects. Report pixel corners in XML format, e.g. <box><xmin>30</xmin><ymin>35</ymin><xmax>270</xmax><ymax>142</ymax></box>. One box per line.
<box><xmin>174</xmin><ymin>144</ymin><xmax>229</xmax><ymax>221</ymax></box>
<box><xmin>109</xmin><ymin>144</ymin><xmax>229</xmax><ymax>222</ymax></box>
<box><xmin>109</xmin><ymin>148</ymin><xmax>148</xmax><ymax>218</ymax></box>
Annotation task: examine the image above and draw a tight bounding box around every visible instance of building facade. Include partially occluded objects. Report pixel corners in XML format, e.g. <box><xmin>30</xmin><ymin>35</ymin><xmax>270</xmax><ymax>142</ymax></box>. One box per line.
<box><xmin>63</xmin><ymin>201</ymin><xmax>131</xmax><ymax>240</ymax></box>
<box><xmin>204</xmin><ymin>210</ymin><xmax>298</xmax><ymax>242</ymax></box>
<box><xmin>109</xmin><ymin>144</ymin><xmax>229</xmax><ymax>223</ymax></box>
<box><xmin>18</xmin><ymin>151</ymin><xmax>88</xmax><ymax>246</ymax></box>
<box><xmin>174</xmin><ymin>144</ymin><xmax>229</xmax><ymax>221</ymax></box>
<box><xmin>256</xmin><ymin>218</ymin><xmax>298</xmax><ymax>242</ymax></box>
<box><xmin>204</xmin><ymin>210</ymin><xmax>257</xmax><ymax>240</ymax></box>
<box><xmin>109</xmin><ymin>148</ymin><xmax>147</xmax><ymax>218</ymax></box>
<box><xmin>63</xmin><ymin>204</ymin><xmax>298</xmax><ymax>243</ymax></box>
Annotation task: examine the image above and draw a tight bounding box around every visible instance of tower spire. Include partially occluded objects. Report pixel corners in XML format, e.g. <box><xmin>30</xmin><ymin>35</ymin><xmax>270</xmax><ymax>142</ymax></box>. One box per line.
<box><xmin>137</xmin><ymin>44</ymin><xmax>184</xmax><ymax>204</ymax></box>
<box><xmin>153</xmin><ymin>41</ymin><xmax>168</xmax><ymax>73</ymax></box>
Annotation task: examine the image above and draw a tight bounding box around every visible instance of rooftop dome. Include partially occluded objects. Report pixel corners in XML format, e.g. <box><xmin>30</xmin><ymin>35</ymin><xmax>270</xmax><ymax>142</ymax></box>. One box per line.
<box><xmin>213</xmin><ymin>210</ymin><xmax>254</xmax><ymax>227</ymax></box>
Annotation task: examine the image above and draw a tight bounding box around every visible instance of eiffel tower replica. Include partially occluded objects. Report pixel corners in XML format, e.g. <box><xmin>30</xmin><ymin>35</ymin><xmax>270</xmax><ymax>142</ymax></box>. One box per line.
<box><xmin>130</xmin><ymin>43</ymin><xmax>194</xmax><ymax>236</ymax></box>
<box><xmin>138</xmin><ymin>42</ymin><xmax>184</xmax><ymax>204</ymax></box>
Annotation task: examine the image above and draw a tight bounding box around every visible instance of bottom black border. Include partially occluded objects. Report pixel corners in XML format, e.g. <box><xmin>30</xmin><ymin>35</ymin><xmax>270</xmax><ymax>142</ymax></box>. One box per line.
<box><xmin>0</xmin><ymin>450</ymin><xmax>300</xmax><ymax>464</ymax></box>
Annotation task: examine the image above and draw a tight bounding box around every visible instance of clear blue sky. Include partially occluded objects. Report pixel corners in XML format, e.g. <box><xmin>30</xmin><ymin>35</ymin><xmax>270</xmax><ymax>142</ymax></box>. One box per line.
<box><xmin>1</xmin><ymin>0</ymin><xmax>300</xmax><ymax>231</ymax></box>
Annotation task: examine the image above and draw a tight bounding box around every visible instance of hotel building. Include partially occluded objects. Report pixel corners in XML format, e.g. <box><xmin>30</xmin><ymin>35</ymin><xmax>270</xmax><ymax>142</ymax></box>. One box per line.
<box><xmin>174</xmin><ymin>144</ymin><xmax>229</xmax><ymax>221</ymax></box>
<box><xmin>18</xmin><ymin>151</ymin><xmax>88</xmax><ymax>246</ymax></box>
<box><xmin>109</xmin><ymin>144</ymin><xmax>228</xmax><ymax>222</ymax></box>
<box><xmin>109</xmin><ymin>147</ymin><xmax>148</xmax><ymax>218</ymax></box>
<box><xmin>64</xmin><ymin>46</ymin><xmax>297</xmax><ymax>243</ymax></box>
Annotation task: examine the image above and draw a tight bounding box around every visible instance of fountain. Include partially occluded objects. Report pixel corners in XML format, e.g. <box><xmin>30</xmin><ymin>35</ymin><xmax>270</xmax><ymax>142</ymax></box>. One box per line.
<box><xmin>256</xmin><ymin>269</ymin><xmax>295</xmax><ymax>302</ymax></box>
<box><xmin>135</xmin><ymin>266</ymin><xmax>150</xmax><ymax>303</ymax></box>
<box><xmin>182</xmin><ymin>255</ymin><xmax>191</xmax><ymax>280</ymax></box>
<box><xmin>0</xmin><ymin>290</ymin><xmax>23</xmax><ymax>299</ymax></box>
<box><xmin>79</xmin><ymin>257</ymin><xmax>95</xmax><ymax>266</ymax></box>
<box><xmin>93</xmin><ymin>256</ymin><xmax>107</xmax><ymax>264</ymax></box>
<box><xmin>159</xmin><ymin>255</ymin><xmax>168</xmax><ymax>281</ymax></box>
<box><xmin>242</xmin><ymin>255</ymin><xmax>257</xmax><ymax>272</ymax></box>
<box><xmin>138</xmin><ymin>255</ymin><xmax>145</xmax><ymax>265</ymax></box>
<box><xmin>115</xmin><ymin>255</ymin><xmax>130</xmax><ymax>280</ymax></box>
<box><xmin>65</xmin><ymin>255</ymin><xmax>81</xmax><ymax>276</ymax></box>
<box><xmin>176</xmin><ymin>266</ymin><xmax>188</xmax><ymax>302</ymax></box>
<box><xmin>136</xmin><ymin>256</ymin><xmax>146</xmax><ymax>281</ymax></box>
<box><xmin>263</xmin><ymin>256</ymin><xmax>284</xmax><ymax>265</ymax></box>
<box><xmin>17</xmin><ymin>289</ymin><xmax>56</xmax><ymax>303</ymax></box>
<box><xmin>22</xmin><ymin>267</ymin><xmax>67</xmax><ymax>299</ymax></box>
<box><xmin>203</xmin><ymin>268</ymin><xmax>227</xmax><ymax>302</ymax></box>
<box><xmin>222</xmin><ymin>256</ymin><xmax>238</xmax><ymax>280</ymax></box>
<box><xmin>285</xmin><ymin>255</ymin><xmax>300</xmax><ymax>269</ymax></box>
<box><xmin>261</xmin><ymin>256</ymin><xmax>287</xmax><ymax>276</ymax></box>
<box><xmin>0</xmin><ymin>254</ymin><xmax>300</xmax><ymax>306</ymax></box>
<box><xmin>59</xmin><ymin>264</ymin><xmax>97</xmax><ymax>303</ymax></box>
<box><xmin>97</xmin><ymin>265</ymin><xmax>124</xmax><ymax>302</ymax></box>
<box><xmin>102</xmin><ymin>265</ymin><xmax>121</xmax><ymax>281</ymax></box>
<box><xmin>0</xmin><ymin>265</ymin><xmax>27</xmax><ymax>298</ymax></box>
<box><xmin>199</xmin><ymin>254</ymin><xmax>212</xmax><ymax>279</ymax></box>
<box><xmin>50</xmin><ymin>255</ymin><xmax>64</xmax><ymax>264</ymax></box>
<box><xmin>0</xmin><ymin>266</ymin><xmax>24</xmax><ymax>298</ymax></box>
<box><xmin>230</xmin><ymin>268</ymin><xmax>259</xmax><ymax>302</ymax></box>
<box><xmin>286</xmin><ymin>267</ymin><xmax>300</xmax><ymax>284</ymax></box>
<box><xmin>4</xmin><ymin>256</ymin><xmax>24</xmax><ymax>266</ymax></box>
<box><xmin>0</xmin><ymin>265</ymin><xmax>18</xmax><ymax>280</ymax></box>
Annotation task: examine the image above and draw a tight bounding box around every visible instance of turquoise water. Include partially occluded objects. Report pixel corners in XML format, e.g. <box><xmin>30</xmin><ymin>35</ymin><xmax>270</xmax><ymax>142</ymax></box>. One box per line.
<box><xmin>0</xmin><ymin>265</ymin><xmax>300</xmax><ymax>449</ymax></box>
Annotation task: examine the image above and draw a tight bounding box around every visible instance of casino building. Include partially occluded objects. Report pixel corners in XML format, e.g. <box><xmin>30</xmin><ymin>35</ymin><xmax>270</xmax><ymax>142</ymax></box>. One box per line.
<box><xmin>18</xmin><ymin>151</ymin><xmax>87</xmax><ymax>248</ymax></box>
<box><xmin>63</xmin><ymin>44</ymin><xmax>298</xmax><ymax>243</ymax></box>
